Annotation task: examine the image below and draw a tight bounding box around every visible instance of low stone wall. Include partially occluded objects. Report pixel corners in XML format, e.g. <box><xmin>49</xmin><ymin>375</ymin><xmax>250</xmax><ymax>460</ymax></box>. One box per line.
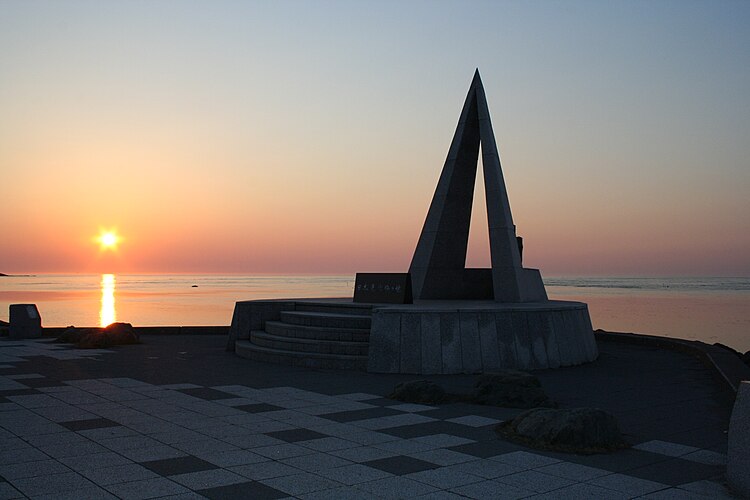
<box><xmin>367</xmin><ymin>301</ymin><xmax>597</xmax><ymax>374</ymax></box>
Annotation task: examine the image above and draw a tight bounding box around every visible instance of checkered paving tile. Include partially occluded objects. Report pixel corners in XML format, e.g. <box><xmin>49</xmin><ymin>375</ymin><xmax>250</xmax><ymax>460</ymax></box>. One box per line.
<box><xmin>0</xmin><ymin>338</ymin><xmax>735</xmax><ymax>499</ymax></box>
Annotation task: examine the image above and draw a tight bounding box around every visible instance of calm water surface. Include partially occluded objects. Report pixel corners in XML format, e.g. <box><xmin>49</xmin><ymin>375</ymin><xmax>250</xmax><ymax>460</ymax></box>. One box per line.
<box><xmin>1</xmin><ymin>274</ymin><xmax>748</xmax><ymax>352</ymax></box>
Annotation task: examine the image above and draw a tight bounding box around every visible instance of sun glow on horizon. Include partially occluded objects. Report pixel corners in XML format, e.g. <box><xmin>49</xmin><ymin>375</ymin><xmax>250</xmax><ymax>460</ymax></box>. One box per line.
<box><xmin>96</xmin><ymin>230</ymin><xmax>120</xmax><ymax>251</ymax></box>
<box><xmin>100</xmin><ymin>273</ymin><xmax>116</xmax><ymax>327</ymax></box>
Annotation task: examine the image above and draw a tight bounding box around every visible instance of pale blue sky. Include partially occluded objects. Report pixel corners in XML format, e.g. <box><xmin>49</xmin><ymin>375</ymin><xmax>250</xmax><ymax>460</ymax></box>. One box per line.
<box><xmin>1</xmin><ymin>1</ymin><xmax>749</xmax><ymax>275</ymax></box>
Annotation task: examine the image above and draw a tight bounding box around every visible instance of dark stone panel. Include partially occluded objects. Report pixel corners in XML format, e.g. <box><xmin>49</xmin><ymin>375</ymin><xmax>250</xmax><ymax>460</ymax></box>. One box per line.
<box><xmin>199</xmin><ymin>481</ymin><xmax>287</xmax><ymax>500</ymax></box>
<box><xmin>61</xmin><ymin>418</ymin><xmax>120</xmax><ymax>431</ymax></box>
<box><xmin>235</xmin><ymin>403</ymin><xmax>284</xmax><ymax>414</ymax></box>
<box><xmin>265</xmin><ymin>429</ymin><xmax>328</xmax><ymax>443</ymax></box>
<box><xmin>321</xmin><ymin>407</ymin><xmax>403</xmax><ymax>423</ymax></box>
<box><xmin>364</xmin><ymin>456</ymin><xmax>439</xmax><ymax>475</ymax></box>
<box><xmin>177</xmin><ymin>387</ymin><xmax>237</xmax><ymax>400</ymax></box>
<box><xmin>141</xmin><ymin>456</ymin><xmax>218</xmax><ymax>475</ymax></box>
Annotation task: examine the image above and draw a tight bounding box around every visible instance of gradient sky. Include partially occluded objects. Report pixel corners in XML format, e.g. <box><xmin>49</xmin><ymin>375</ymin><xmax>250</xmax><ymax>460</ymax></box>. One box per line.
<box><xmin>2</xmin><ymin>0</ymin><xmax>749</xmax><ymax>276</ymax></box>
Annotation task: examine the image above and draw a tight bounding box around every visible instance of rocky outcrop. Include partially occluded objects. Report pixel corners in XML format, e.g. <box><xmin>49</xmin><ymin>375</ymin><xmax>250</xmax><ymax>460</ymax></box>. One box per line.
<box><xmin>469</xmin><ymin>371</ymin><xmax>555</xmax><ymax>409</ymax></box>
<box><xmin>499</xmin><ymin>407</ymin><xmax>628</xmax><ymax>453</ymax></box>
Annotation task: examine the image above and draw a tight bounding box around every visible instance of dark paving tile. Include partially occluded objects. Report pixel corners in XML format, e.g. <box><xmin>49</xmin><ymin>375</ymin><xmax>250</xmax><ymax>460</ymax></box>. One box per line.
<box><xmin>0</xmin><ymin>397</ymin><xmax>7</xmax><ymax>404</ymax></box>
<box><xmin>625</xmin><ymin>457</ymin><xmax>725</xmax><ymax>486</ymax></box>
<box><xmin>0</xmin><ymin>388</ymin><xmax>41</xmax><ymax>396</ymax></box>
<box><xmin>18</xmin><ymin>378</ymin><xmax>66</xmax><ymax>389</ymax></box>
<box><xmin>177</xmin><ymin>387</ymin><xmax>236</xmax><ymax>400</ymax></box>
<box><xmin>198</xmin><ymin>481</ymin><xmax>287</xmax><ymax>500</ymax></box>
<box><xmin>141</xmin><ymin>456</ymin><xmax>219</xmax><ymax>476</ymax></box>
<box><xmin>534</xmin><ymin>448</ymin><xmax>670</xmax><ymax>474</ymax></box>
<box><xmin>266</xmin><ymin>428</ymin><xmax>328</xmax><ymax>443</ymax></box>
<box><xmin>365</xmin><ymin>397</ymin><xmax>402</xmax><ymax>407</ymax></box>
<box><xmin>380</xmin><ymin>421</ymin><xmax>493</xmax><ymax>441</ymax></box>
<box><xmin>322</xmin><ymin>406</ymin><xmax>403</xmax><ymax>423</ymax></box>
<box><xmin>60</xmin><ymin>418</ymin><xmax>120</xmax><ymax>431</ymax></box>
<box><xmin>364</xmin><ymin>456</ymin><xmax>439</xmax><ymax>475</ymax></box>
<box><xmin>448</xmin><ymin>440</ymin><xmax>524</xmax><ymax>458</ymax></box>
<box><xmin>235</xmin><ymin>403</ymin><xmax>285</xmax><ymax>414</ymax></box>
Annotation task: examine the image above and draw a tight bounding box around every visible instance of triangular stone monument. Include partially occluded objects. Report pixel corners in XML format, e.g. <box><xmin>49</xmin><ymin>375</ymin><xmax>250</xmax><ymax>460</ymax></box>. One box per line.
<box><xmin>409</xmin><ymin>69</ymin><xmax>547</xmax><ymax>302</ymax></box>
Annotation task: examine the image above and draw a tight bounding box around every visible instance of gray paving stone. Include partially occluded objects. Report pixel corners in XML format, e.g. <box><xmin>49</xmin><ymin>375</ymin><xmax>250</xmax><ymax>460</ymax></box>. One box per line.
<box><xmin>219</xmin><ymin>433</ymin><xmax>285</xmax><ymax>449</ymax></box>
<box><xmin>173</xmin><ymin>438</ymin><xmax>239</xmax><ymax>455</ymax></box>
<box><xmin>0</xmin><ymin>458</ymin><xmax>70</xmax><ymax>479</ymax></box>
<box><xmin>535</xmin><ymin>461</ymin><xmax>612</xmax><ymax>481</ymax></box>
<box><xmin>41</xmin><ymin>440</ymin><xmax>110</xmax><ymax>458</ymax></box>
<box><xmin>9</xmin><ymin>471</ymin><xmax>94</xmax><ymax>497</ymax></box>
<box><xmin>330</xmin><ymin>446</ymin><xmax>399</xmax><ymax>463</ymax></box>
<box><xmin>260</xmin><ymin>472</ymin><xmax>343</xmax><ymax>496</ymax></box>
<box><xmin>117</xmin><ymin>444</ymin><xmax>187</xmax><ymax>462</ymax></box>
<box><xmin>588</xmin><ymin>472</ymin><xmax>669</xmax><ymax>496</ymax></box>
<box><xmin>98</xmin><ymin>435</ymin><xmax>162</xmax><ymax>452</ymax></box>
<box><xmin>405</xmin><ymin>465</ymin><xmax>484</xmax><ymax>489</ymax></box>
<box><xmin>299</xmin><ymin>485</ymin><xmax>380</xmax><ymax>500</ymax></box>
<box><xmin>59</xmin><ymin>451</ymin><xmax>133</xmax><ymax>471</ymax></box>
<box><xmin>411</xmin><ymin>434</ymin><xmax>475</xmax><ymax>448</ymax></box>
<box><xmin>169</xmin><ymin>468</ymin><xmax>247</xmax><ymax>490</ymax></box>
<box><xmin>104</xmin><ymin>477</ymin><xmax>190</xmax><ymax>499</ymax></box>
<box><xmin>30</xmin><ymin>485</ymin><xmax>118</xmax><ymax>500</ymax></box>
<box><xmin>681</xmin><ymin>449</ymin><xmax>728</xmax><ymax>466</ymax></box>
<box><xmin>357</xmin><ymin>475</ymin><xmax>440</xmax><ymax>497</ymax></box>
<box><xmin>496</xmin><ymin>469</ymin><xmax>576</xmax><ymax>493</ymax></box>
<box><xmin>79</xmin><ymin>463</ymin><xmax>159</xmax><ymax>486</ymax></box>
<box><xmin>451</xmin><ymin>459</ymin><xmax>523</xmax><ymax>479</ymax></box>
<box><xmin>449</xmin><ymin>479</ymin><xmax>535</xmax><ymax>499</ymax></box>
<box><xmin>527</xmin><ymin>482</ymin><xmax>630</xmax><ymax>499</ymax></box>
<box><xmin>229</xmin><ymin>461</ymin><xmax>302</xmax><ymax>480</ymax></box>
<box><xmin>253</xmin><ymin>442</ymin><xmax>317</xmax><ymax>459</ymax></box>
<box><xmin>0</xmin><ymin>447</ymin><xmax>50</xmax><ymax>464</ymax></box>
<box><xmin>408</xmin><ymin>449</ymin><xmax>478</xmax><ymax>466</ymax></box>
<box><xmin>678</xmin><ymin>479</ymin><xmax>736</xmax><ymax>498</ymax></box>
<box><xmin>280</xmin><ymin>451</ymin><xmax>355</xmax><ymax>472</ymax></box>
<box><xmin>315</xmin><ymin>463</ymin><xmax>392</xmax><ymax>485</ymax></box>
<box><xmin>298</xmin><ymin>436</ymin><xmax>359</xmax><ymax>452</ymax></box>
<box><xmin>196</xmin><ymin>449</ymin><xmax>268</xmax><ymax>467</ymax></box>
<box><xmin>490</xmin><ymin>451</ymin><xmax>562</xmax><ymax>469</ymax></box>
<box><xmin>26</xmin><ymin>431</ymin><xmax>90</xmax><ymax>448</ymax></box>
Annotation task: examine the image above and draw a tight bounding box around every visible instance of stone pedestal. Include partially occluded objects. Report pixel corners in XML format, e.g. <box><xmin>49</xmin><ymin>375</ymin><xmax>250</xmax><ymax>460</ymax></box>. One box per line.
<box><xmin>9</xmin><ymin>304</ymin><xmax>42</xmax><ymax>339</ymax></box>
<box><xmin>728</xmin><ymin>381</ymin><xmax>750</xmax><ymax>497</ymax></box>
<box><xmin>367</xmin><ymin>300</ymin><xmax>597</xmax><ymax>374</ymax></box>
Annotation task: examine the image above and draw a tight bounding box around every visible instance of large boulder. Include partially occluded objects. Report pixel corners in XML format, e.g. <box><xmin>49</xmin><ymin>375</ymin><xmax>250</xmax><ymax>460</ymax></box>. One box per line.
<box><xmin>470</xmin><ymin>371</ymin><xmax>555</xmax><ymax>408</ymax></box>
<box><xmin>389</xmin><ymin>380</ymin><xmax>447</xmax><ymax>404</ymax></box>
<box><xmin>103</xmin><ymin>322</ymin><xmax>139</xmax><ymax>345</ymax></box>
<box><xmin>742</xmin><ymin>351</ymin><xmax>750</xmax><ymax>368</ymax></box>
<box><xmin>500</xmin><ymin>407</ymin><xmax>628</xmax><ymax>453</ymax></box>
<box><xmin>56</xmin><ymin>323</ymin><xmax>139</xmax><ymax>349</ymax></box>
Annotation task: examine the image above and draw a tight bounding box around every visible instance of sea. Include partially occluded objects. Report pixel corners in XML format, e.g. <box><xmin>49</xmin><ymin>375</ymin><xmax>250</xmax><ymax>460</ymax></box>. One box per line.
<box><xmin>1</xmin><ymin>275</ymin><xmax>748</xmax><ymax>353</ymax></box>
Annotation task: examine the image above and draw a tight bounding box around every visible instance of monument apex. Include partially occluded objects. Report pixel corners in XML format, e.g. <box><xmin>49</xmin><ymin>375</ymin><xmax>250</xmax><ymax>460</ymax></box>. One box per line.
<box><xmin>410</xmin><ymin>69</ymin><xmax>546</xmax><ymax>302</ymax></box>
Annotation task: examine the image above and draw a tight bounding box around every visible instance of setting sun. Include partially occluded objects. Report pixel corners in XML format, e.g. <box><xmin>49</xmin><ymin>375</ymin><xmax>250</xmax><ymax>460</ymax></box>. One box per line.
<box><xmin>97</xmin><ymin>230</ymin><xmax>120</xmax><ymax>251</ymax></box>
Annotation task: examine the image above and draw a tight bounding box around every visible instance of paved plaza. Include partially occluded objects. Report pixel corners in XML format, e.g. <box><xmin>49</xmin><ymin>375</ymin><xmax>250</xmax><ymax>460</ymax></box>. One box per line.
<box><xmin>0</xmin><ymin>335</ymin><xmax>740</xmax><ymax>499</ymax></box>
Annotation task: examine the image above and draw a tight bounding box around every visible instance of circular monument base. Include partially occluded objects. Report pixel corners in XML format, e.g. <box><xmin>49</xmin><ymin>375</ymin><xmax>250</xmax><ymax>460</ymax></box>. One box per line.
<box><xmin>367</xmin><ymin>300</ymin><xmax>597</xmax><ymax>374</ymax></box>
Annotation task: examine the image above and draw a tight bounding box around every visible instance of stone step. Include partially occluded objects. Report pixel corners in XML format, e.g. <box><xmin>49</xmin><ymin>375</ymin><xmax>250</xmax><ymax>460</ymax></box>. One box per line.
<box><xmin>235</xmin><ymin>340</ymin><xmax>368</xmax><ymax>371</ymax></box>
<box><xmin>265</xmin><ymin>321</ymin><xmax>370</xmax><ymax>342</ymax></box>
<box><xmin>293</xmin><ymin>301</ymin><xmax>373</xmax><ymax>316</ymax></box>
<box><xmin>280</xmin><ymin>311</ymin><xmax>372</xmax><ymax>329</ymax></box>
<box><xmin>251</xmin><ymin>331</ymin><xmax>369</xmax><ymax>356</ymax></box>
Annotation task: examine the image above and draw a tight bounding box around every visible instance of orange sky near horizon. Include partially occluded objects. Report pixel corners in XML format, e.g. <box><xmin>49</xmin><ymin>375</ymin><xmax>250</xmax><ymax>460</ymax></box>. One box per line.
<box><xmin>2</xmin><ymin>2</ymin><xmax>749</xmax><ymax>277</ymax></box>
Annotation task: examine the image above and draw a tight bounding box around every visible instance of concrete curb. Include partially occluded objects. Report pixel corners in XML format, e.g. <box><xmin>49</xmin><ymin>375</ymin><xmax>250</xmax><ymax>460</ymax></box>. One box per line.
<box><xmin>596</xmin><ymin>330</ymin><xmax>750</xmax><ymax>396</ymax></box>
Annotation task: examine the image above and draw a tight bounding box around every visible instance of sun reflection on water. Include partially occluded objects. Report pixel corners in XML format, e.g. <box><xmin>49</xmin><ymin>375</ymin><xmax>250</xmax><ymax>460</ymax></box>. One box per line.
<box><xmin>100</xmin><ymin>274</ymin><xmax>116</xmax><ymax>327</ymax></box>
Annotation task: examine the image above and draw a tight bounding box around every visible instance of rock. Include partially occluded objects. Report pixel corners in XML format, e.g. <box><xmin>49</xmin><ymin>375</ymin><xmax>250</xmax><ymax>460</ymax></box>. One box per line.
<box><xmin>56</xmin><ymin>326</ymin><xmax>88</xmax><ymax>344</ymax></box>
<box><xmin>742</xmin><ymin>351</ymin><xmax>750</xmax><ymax>368</ymax></box>
<box><xmin>77</xmin><ymin>331</ymin><xmax>112</xmax><ymax>349</ymax></box>
<box><xmin>713</xmin><ymin>343</ymin><xmax>742</xmax><ymax>358</ymax></box>
<box><xmin>500</xmin><ymin>407</ymin><xmax>628</xmax><ymax>453</ymax></box>
<box><xmin>470</xmin><ymin>371</ymin><xmax>555</xmax><ymax>408</ymax></box>
<box><xmin>389</xmin><ymin>380</ymin><xmax>447</xmax><ymax>404</ymax></box>
<box><xmin>56</xmin><ymin>323</ymin><xmax>139</xmax><ymax>349</ymax></box>
<box><xmin>103</xmin><ymin>322</ymin><xmax>139</xmax><ymax>345</ymax></box>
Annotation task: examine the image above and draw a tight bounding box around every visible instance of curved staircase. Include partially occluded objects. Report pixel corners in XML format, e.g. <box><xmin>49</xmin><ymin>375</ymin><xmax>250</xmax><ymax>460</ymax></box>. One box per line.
<box><xmin>234</xmin><ymin>301</ymin><xmax>373</xmax><ymax>370</ymax></box>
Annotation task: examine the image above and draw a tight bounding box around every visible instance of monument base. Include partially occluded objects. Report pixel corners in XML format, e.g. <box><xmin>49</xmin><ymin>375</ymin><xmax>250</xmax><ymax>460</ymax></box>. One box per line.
<box><xmin>227</xmin><ymin>298</ymin><xmax>597</xmax><ymax>374</ymax></box>
<box><xmin>367</xmin><ymin>300</ymin><xmax>596</xmax><ymax>374</ymax></box>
